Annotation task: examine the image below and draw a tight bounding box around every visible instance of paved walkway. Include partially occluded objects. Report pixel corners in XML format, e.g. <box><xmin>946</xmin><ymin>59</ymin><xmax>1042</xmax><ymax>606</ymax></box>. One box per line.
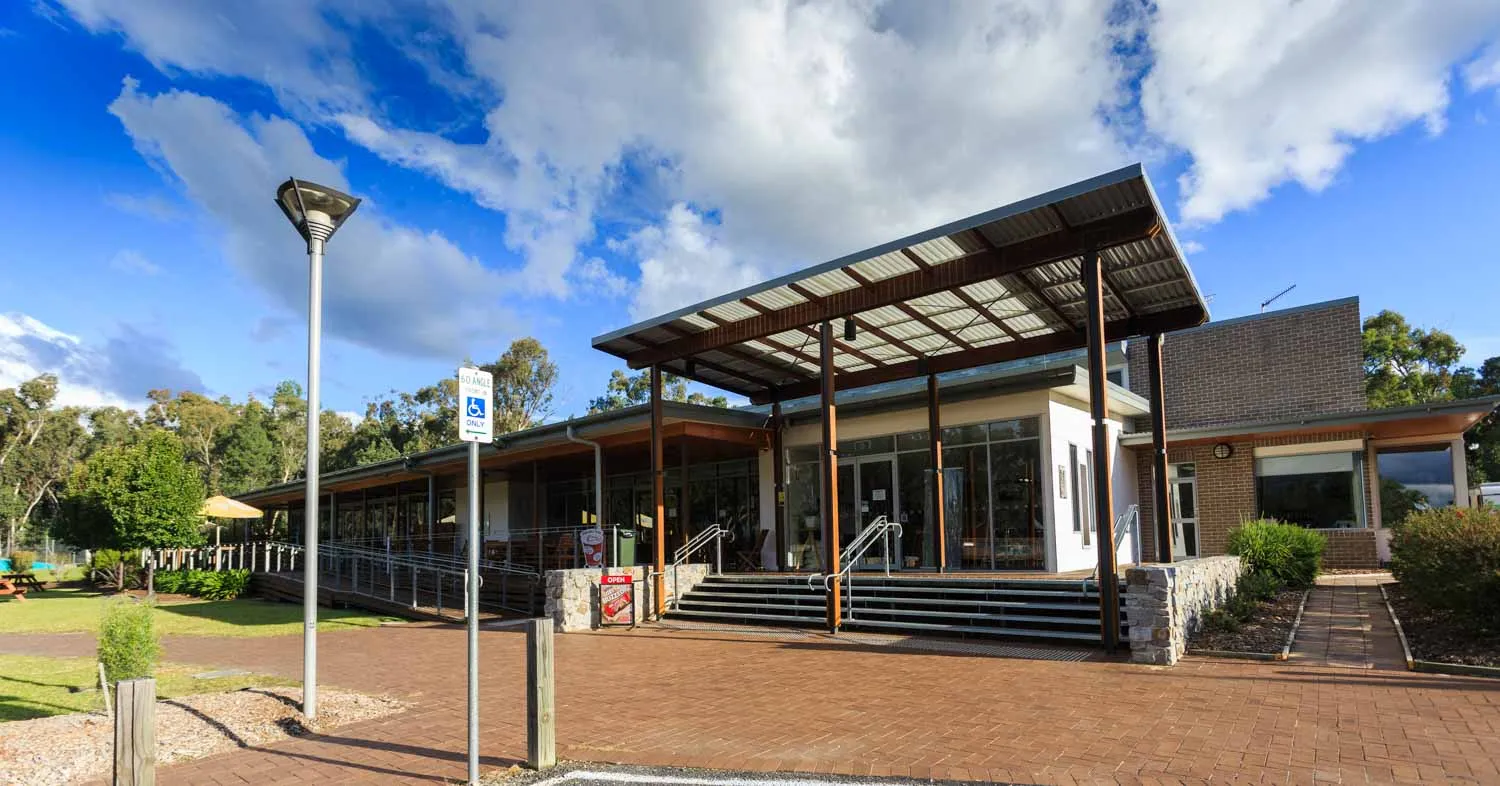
<box><xmin>5</xmin><ymin>607</ymin><xmax>1499</xmax><ymax>785</ymax></box>
<box><xmin>1290</xmin><ymin>574</ymin><xmax>1408</xmax><ymax>670</ymax></box>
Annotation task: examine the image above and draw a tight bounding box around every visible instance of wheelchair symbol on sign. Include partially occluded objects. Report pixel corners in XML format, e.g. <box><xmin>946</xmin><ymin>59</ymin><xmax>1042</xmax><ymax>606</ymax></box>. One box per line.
<box><xmin>465</xmin><ymin>396</ymin><xmax>486</xmax><ymax>418</ymax></box>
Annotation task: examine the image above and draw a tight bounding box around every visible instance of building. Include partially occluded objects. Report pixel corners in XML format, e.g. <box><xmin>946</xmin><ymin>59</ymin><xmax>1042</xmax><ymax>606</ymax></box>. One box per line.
<box><xmin>236</xmin><ymin>165</ymin><xmax>1497</xmax><ymax>647</ymax></box>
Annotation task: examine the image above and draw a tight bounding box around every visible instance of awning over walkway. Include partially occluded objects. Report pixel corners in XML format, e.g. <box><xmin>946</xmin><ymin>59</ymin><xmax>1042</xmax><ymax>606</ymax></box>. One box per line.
<box><xmin>1119</xmin><ymin>396</ymin><xmax>1500</xmax><ymax>447</ymax></box>
<box><xmin>593</xmin><ymin>164</ymin><xmax>1209</xmax><ymax>403</ymax></box>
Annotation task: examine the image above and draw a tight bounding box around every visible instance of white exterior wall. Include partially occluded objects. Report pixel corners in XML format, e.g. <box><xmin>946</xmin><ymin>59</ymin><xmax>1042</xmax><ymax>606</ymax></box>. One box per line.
<box><xmin>1046</xmin><ymin>394</ymin><xmax>1135</xmax><ymax>573</ymax></box>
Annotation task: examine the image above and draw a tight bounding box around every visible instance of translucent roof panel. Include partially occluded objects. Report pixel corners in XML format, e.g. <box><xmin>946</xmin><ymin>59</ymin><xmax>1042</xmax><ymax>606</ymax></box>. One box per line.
<box><xmin>593</xmin><ymin>164</ymin><xmax>1209</xmax><ymax>404</ymax></box>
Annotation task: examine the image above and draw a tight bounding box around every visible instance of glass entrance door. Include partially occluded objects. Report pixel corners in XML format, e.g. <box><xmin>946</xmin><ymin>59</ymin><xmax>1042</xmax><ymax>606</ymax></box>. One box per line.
<box><xmin>837</xmin><ymin>456</ymin><xmax>900</xmax><ymax>570</ymax></box>
<box><xmin>1169</xmin><ymin>464</ymin><xmax>1199</xmax><ymax>559</ymax></box>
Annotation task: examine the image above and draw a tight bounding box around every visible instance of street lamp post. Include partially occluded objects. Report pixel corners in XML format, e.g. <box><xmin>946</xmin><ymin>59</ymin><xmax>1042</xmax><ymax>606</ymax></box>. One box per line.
<box><xmin>275</xmin><ymin>178</ymin><xmax>360</xmax><ymax>721</ymax></box>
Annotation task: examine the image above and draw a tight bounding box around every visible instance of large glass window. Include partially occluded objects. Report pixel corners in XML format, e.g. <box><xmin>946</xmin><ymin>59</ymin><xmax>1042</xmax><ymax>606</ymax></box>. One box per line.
<box><xmin>1256</xmin><ymin>451</ymin><xmax>1367</xmax><ymax>529</ymax></box>
<box><xmin>1377</xmin><ymin>445</ymin><xmax>1456</xmax><ymax>527</ymax></box>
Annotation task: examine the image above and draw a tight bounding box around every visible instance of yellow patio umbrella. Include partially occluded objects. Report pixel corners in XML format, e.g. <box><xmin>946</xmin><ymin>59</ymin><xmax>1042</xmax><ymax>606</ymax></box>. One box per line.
<box><xmin>201</xmin><ymin>496</ymin><xmax>263</xmax><ymax>519</ymax></box>
<box><xmin>201</xmin><ymin>496</ymin><xmax>263</xmax><ymax>548</ymax></box>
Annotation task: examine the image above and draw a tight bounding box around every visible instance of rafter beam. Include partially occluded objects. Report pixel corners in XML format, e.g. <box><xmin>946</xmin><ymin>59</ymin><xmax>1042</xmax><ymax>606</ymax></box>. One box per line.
<box><xmin>658</xmin><ymin>321</ymin><xmax>813</xmax><ymax>382</ymax></box>
<box><xmin>748</xmin><ymin>304</ymin><xmax>1202</xmax><ymax>405</ymax></box>
<box><xmin>625</xmin><ymin>207</ymin><xmax>1159</xmax><ymax>367</ymax></box>
<box><xmin>901</xmin><ymin>249</ymin><xmax>1026</xmax><ymax>342</ymax></box>
<box><xmin>786</xmin><ymin>281</ymin><xmax>925</xmax><ymax>360</ymax></box>
<box><xmin>740</xmin><ymin>298</ymin><xmax>888</xmax><ymax>369</ymax></box>
<box><xmin>696</xmin><ymin>312</ymin><xmax>824</xmax><ymax>374</ymax></box>
<box><xmin>1048</xmin><ymin>205</ymin><xmax>1134</xmax><ymax>318</ymax></box>
<box><xmin>843</xmin><ymin>266</ymin><xmax>974</xmax><ymax>352</ymax></box>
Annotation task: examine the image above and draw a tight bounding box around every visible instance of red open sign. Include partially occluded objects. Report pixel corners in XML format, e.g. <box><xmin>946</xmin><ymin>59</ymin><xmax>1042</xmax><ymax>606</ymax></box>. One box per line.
<box><xmin>600</xmin><ymin>574</ymin><xmax>634</xmax><ymax>626</ymax></box>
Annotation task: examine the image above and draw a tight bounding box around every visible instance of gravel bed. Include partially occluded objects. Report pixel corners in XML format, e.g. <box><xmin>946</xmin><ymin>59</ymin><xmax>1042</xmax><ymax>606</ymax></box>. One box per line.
<box><xmin>0</xmin><ymin>686</ymin><xmax>405</xmax><ymax>786</ymax></box>
<box><xmin>1188</xmin><ymin>589</ymin><xmax>1304</xmax><ymax>655</ymax></box>
<box><xmin>1385</xmin><ymin>584</ymin><xmax>1500</xmax><ymax>667</ymax></box>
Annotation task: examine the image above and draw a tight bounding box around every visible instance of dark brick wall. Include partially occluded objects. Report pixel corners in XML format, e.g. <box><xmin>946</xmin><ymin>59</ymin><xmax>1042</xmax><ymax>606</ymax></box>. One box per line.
<box><xmin>1134</xmin><ymin>429</ymin><xmax>1380</xmax><ymax>569</ymax></box>
<box><xmin>1127</xmin><ymin>298</ymin><xmax>1365</xmax><ymax>430</ymax></box>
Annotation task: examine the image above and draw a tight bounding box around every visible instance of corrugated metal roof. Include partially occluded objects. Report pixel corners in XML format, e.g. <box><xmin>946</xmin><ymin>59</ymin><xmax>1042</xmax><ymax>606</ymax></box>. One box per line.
<box><xmin>593</xmin><ymin>164</ymin><xmax>1209</xmax><ymax>403</ymax></box>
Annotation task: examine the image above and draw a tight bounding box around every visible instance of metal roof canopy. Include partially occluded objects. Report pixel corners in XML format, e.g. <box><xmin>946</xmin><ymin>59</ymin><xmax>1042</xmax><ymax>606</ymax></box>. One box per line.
<box><xmin>594</xmin><ymin>164</ymin><xmax>1210</xmax><ymax>404</ymax></box>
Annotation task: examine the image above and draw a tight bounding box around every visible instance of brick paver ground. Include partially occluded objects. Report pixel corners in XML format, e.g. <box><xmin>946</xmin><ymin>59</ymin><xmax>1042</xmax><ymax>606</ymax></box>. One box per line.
<box><xmin>6</xmin><ymin>601</ymin><xmax>1498</xmax><ymax>785</ymax></box>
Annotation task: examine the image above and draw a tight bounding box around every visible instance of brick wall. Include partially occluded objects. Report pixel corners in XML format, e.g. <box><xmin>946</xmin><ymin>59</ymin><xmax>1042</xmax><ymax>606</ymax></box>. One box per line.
<box><xmin>1134</xmin><ymin>429</ymin><xmax>1380</xmax><ymax>569</ymax></box>
<box><xmin>1127</xmin><ymin>298</ymin><xmax>1365</xmax><ymax>430</ymax></box>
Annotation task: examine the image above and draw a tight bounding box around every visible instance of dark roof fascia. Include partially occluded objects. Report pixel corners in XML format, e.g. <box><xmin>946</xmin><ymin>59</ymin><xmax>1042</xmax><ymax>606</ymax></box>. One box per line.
<box><xmin>1119</xmin><ymin>395</ymin><xmax>1500</xmax><ymax>446</ymax></box>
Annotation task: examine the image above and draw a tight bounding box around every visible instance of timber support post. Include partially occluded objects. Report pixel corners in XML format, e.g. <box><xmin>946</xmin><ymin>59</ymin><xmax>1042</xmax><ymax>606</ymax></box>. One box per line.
<box><xmin>1082</xmin><ymin>242</ymin><xmax>1120</xmax><ymax>652</ymax></box>
<box><xmin>819</xmin><ymin>320</ymin><xmax>842</xmax><ymax>631</ymax></box>
<box><xmin>526</xmin><ymin>619</ymin><xmax>556</xmax><ymax>770</ymax></box>
<box><xmin>1147</xmin><ymin>332</ymin><xmax>1173</xmax><ymax>563</ymax></box>
<box><xmin>113</xmin><ymin>677</ymin><xmax>156</xmax><ymax>786</ymax></box>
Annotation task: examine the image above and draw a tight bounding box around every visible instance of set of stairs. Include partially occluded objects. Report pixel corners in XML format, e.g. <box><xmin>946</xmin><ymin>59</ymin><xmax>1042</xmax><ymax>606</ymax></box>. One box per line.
<box><xmin>669</xmin><ymin>574</ymin><xmax>1127</xmax><ymax>643</ymax></box>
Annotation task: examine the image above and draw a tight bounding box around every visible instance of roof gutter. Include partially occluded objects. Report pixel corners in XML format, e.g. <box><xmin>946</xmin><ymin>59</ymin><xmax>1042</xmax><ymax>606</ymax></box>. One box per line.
<box><xmin>566</xmin><ymin>425</ymin><xmax>604</xmax><ymax>531</ymax></box>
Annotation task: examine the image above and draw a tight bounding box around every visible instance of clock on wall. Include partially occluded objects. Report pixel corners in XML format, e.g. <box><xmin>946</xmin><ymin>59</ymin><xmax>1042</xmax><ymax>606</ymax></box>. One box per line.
<box><xmin>1212</xmin><ymin>442</ymin><xmax>1234</xmax><ymax>460</ymax></box>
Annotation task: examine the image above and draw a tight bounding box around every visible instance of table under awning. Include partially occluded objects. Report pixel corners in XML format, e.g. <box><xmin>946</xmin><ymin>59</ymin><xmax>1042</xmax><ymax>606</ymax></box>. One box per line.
<box><xmin>593</xmin><ymin>163</ymin><xmax>1209</xmax><ymax>405</ymax></box>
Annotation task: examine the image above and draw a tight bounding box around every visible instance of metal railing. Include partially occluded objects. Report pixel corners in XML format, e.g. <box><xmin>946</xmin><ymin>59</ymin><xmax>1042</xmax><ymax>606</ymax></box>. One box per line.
<box><xmin>807</xmin><ymin>516</ymin><xmax>902</xmax><ymax>620</ymax></box>
<box><xmin>668</xmin><ymin>524</ymin><xmax>733</xmax><ymax>611</ymax></box>
<box><xmin>1087</xmin><ymin>503</ymin><xmax>1140</xmax><ymax>588</ymax></box>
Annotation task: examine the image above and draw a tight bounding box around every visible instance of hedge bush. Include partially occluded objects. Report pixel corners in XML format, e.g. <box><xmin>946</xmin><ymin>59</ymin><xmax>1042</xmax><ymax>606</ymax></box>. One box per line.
<box><xmin>151</xmin><ymin>569</ymin><xmax>252</xmax><ymax>600</ymax></box>
<box><xmin>98</xmin><ymin>596</ymin><xmax>159</xmax><ymax>683</ymax></box>
<box><xmin>1227</xmin><ymin>519</ymin><xmax>1326</xmax><ymax>588</ymax></box>
<box><xmin>1391</xmin><ymin>506</ymin><xmax>1500</xmax><ymax>629</ymax></box>
<box><xmin>8</xmin><ymin>550</ymin><xmax>36</xmax><ymax>573</ymax></box>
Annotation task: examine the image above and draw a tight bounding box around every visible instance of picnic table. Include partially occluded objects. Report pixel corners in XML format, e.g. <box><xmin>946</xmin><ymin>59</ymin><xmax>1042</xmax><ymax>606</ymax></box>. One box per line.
<box><xmin>3</xmin><ymin>572</ymin><xmax>45</xmax><ymax>592</ymax></box>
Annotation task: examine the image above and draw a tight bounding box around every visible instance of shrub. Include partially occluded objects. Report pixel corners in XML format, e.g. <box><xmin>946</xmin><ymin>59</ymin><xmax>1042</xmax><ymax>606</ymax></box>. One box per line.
<box><xmin>149</xmin><ymin>569</ymin><xmax>251</xmax><ymax>600</ymax></box>
<box><xmin>1391</xmin><ymin>506</ymin><xmax>1500</xmax><ymax>629</ymax></box>
<box><xmin>8</xmin><ymin>550</ymin><xmax>36</xmax><ymax>573</ymax></box>
<box><xmin>98</xmin><ymin>596</ymin><xmax>159</xmax><ymax>683</ymax></box>
<box><xmin>1202</xmin><ymin>608</ymin><xmax>1242</xmax><ymax>633</ymax></box>
<box><xmin>1237</xmin><ymin>571</ymin><xmax>1282</xmax><ymax>603</ymax></box>
<box><xmin>1227</xmin><ymin>519</ymin><xmax>1326</xmax><ymax>588</ymax></box>
<box><xmin>88</xmin><ymin>549</ymin><xmax>141</xmax><ymax>590</ymax></box>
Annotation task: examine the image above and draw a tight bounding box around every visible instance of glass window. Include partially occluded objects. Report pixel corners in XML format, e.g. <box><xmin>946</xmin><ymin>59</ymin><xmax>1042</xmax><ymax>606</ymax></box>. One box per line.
<box><xmin>943</xmin><ymin>444</ymin><xmax>991</xmax><ymax>569</ymax></box>
<box><xmin>787</xmin><ymin>445</ymin><xmax>819</xmax><ymax>464</ymax></box>
<box><xmin>1069</xmin><ymin>444</ymin><xmax>1081</xmax><ymax>532</ymax></box>
<box><xmin>942</xmin><ymin>423</ymin><xmax>989</xmax><ymax>446</ymax></box>
<box><xmin>839</xmin><ymin>436</ymin><xmax>894</xmax><ymax>457</ymax></box>
<box><xmin>988</xmin><ymin>418</ymin><xmax>1039</xmax><ymax>442</ymax></box>
<box><xmin>1377</xmin><ymin>445</ymin><xmax>1455</xmax><ymax>527</ymax></box>
<box><xmin>1256</xmin><ymin>451</ymin><xmax>1366</xmax><ymax>529</ymax></box>
<box><xmin>895</xmin><ymin>430</ymin><xmax>929</xmax><ymax>452</ymax></box>
<box><xmin>990</xmin><ymin>439</ymin><xmax>1043</xmax><ymax>568</ymax></box>
<box><xmin>897</xmin><ymin>452</ymin><xmax>932</xmax><ymax>568</ymax></box>
<box><xmin>785</xmin><ymin>461</ymin><xmax>822</xmax><ymax>571</ymax></box>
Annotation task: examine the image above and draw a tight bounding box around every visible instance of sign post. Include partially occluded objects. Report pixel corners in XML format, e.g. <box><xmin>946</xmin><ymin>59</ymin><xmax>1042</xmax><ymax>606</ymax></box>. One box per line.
<box><xmin>458</xmin><ymin>365</ymin><xmax>493</xmax><ymax>786</ymax></box>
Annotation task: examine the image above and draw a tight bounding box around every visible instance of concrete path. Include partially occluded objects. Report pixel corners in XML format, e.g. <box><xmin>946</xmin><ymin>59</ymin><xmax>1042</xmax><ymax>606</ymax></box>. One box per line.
<box><xmin>1290</xmin><ymin>573</ymin><xmax>1407</xmax><ymax>670</ymax></box>
<box><xmin>6</xmin><ymin>606</ymin><xmax>1499</xmax><ymax>785</ymax></box>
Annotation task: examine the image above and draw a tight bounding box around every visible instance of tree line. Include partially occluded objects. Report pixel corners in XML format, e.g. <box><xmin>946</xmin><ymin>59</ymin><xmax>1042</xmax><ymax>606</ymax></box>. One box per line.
<box><xmin>1</xmin><ymin>334</ymin><xmax>735</xmax><ymax>554</ymax></box>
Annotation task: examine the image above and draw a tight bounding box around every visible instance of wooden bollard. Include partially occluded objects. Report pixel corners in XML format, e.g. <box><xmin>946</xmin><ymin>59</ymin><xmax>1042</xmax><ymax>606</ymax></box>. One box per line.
<box><xmin>526</xmin><ymin>619</ymin><xmax>555</xmax><ymax>769</ymax></box>
<box><xmin>113</xmin><ymin>677</ymin><xmax>156</xmax><ymax>785</ymax></box>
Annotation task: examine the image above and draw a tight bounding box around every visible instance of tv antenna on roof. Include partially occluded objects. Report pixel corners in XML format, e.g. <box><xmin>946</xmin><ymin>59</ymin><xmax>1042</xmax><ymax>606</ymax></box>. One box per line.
<box><xmin>1260</xmin><ymin>284</ymin><xmax>1296</xmax><ymax>313</ymax></box>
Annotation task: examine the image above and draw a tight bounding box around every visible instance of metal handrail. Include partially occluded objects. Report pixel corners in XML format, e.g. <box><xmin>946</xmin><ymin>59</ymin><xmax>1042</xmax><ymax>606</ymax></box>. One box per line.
<box><xmin>674</xmin><ymin>524</ymin><xmax>732</xmax><ymax>570</ymax></box>
<box><xmin>805</xmin><ymin>515</ymin><xmax>902</xmax><ymax>591</ymax></box>
<box><xmin>1086</xmin><ymin>504</ymin><xmax>1139</xmax><ymax>588</ymax></box>
<box><xmin>318</xmin><ymin>539</ymin><xmax>539</xmax><ymax>578</ymax></box>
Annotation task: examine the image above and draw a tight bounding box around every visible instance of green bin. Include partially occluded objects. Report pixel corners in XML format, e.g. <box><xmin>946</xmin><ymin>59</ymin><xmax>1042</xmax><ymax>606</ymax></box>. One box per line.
<box><xmin>614</xmin><ymin>528</ymin><xmax>636</xmax><ymax>567</ymax></box>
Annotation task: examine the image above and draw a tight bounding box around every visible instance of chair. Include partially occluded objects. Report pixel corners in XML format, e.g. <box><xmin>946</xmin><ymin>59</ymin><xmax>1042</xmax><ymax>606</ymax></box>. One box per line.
<box><xmin>734</xmin><ymin>529</ymin><xmax>770</xmax><ymax>571</ymax></box>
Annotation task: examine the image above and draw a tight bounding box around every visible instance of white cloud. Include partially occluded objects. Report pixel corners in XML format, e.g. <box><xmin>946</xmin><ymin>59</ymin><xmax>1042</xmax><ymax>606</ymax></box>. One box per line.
<box><xmin>108</xmin><ymin>249</ymin><xmax>161</xmax><ymax>276</ymax></box>
<box><xmin>0</xmin><ymin>312</ymin><xmax>202</xmax><ymax>410</ymax></box>
<box><xmin>57</xmin><ymin>0</ymin><xmax>1500</xmax><ymax>317</ymax></box>
<box><xmin>1466</xmin><ymin>42</ymin><xmax>1500</xmax><ymax>91</ymax></box>
<box><xmin>106</xmin><ymin>79</ymin><xmax>520</xmax><ymax>360</ymax></box>
<box><xmin>54</xmin><ymin>0</ymin><xmax>368</xmax><ymax>117</ymax></box>
<box><xmin>1141</xmin><ymin>0</ymin><xmax>1500</xmax><ymax>223</ymax></box>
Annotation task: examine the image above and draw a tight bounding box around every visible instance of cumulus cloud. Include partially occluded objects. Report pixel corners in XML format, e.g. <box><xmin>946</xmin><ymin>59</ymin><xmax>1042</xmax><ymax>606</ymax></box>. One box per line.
<box><xmin>57</xmin><ymin>0</ymin><xmax>1500</xmax><ymax>320</ymax></box>
<box><xmin>1141</xmin><ymin>0</ymin><xmax>1500</xmax><ymax>223</ymax></box>
<box><xmin>0</xmin><ymin>312</ymin><xmax>203</xmax><ymax>409</ymax></box>
<box><xmin>108</xmin><ymin>249</ymin><xmax>161</xmax><ymax>276</ymax></box>
<box><xmin>106</xmin><ymin>79</ymin><xmax>518</xmax><ymax>359</ymax></box>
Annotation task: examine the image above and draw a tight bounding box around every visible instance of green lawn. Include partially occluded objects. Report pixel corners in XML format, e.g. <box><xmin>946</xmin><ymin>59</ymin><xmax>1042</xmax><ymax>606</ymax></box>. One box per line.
<box><xmin>0</xmin><ymin>587</ymin><xmax>400</xmax><ymax>637</ymax></box>
<box><xmin>0</xmin><ymin>654</ymin><xmax>292</xmax><ymax>722</ymax></box>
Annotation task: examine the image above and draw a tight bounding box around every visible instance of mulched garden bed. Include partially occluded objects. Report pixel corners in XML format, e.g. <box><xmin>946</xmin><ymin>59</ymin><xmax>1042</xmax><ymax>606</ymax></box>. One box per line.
<box><xmin>1188</xmin><ymin>589</ymin><xmax>1305</xmax><ymax>655</ymax></box>
<box><xmin>0</xmin><ymin>686</ymin><xmax>405</xmax><ymax>786</ymax></box>
<box><xmin>1385</xmin><ymin>584</ymin><xmax>1500</xmax><ymax>668</ymax></box>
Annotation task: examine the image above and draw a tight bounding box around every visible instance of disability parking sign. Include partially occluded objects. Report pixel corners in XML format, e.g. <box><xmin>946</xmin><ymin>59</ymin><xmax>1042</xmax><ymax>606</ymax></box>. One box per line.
<box><xmin>457</xmin><ymin>366</ymin><xmax>493</xmax><ymax>444</ymax></box>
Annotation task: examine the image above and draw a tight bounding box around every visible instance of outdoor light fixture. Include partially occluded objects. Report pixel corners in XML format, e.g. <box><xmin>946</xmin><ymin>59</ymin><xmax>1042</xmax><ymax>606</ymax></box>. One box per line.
<box><xmin>274</xmin><ymin>177</ymin><xmax>360</xmax><ymax>723</ymax></box>
<box><xmin>843</xmin><ymin>318</ymin><xmax>856</xmax><ymax>341</ymax></box>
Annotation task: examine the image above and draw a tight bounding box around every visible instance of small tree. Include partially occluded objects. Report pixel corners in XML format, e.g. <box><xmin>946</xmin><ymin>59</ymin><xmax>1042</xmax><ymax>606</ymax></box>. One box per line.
<box><xmin>61</xmin><ymin>431</ymin><xmax>205</xmax><ymax>594</ymax></box>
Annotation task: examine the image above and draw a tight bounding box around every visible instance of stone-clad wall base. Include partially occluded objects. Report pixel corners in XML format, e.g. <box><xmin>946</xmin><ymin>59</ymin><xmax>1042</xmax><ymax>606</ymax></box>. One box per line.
<box><xmin>545</xmin><ymin>564</ymin><xmax>710</xmax><ymax>632</ymax></box>
<box><xmin>1125</xmin><ymin>556</ymin><xmax>1243</xmax><ymax>665</ymax></box>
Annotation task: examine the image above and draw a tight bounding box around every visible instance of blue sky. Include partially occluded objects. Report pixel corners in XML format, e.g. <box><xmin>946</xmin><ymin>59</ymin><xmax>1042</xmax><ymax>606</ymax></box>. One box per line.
<box><xmin>2</xmin><ymin>1</ymin><xmax>1499</xmax><ymax>418</ymax></box>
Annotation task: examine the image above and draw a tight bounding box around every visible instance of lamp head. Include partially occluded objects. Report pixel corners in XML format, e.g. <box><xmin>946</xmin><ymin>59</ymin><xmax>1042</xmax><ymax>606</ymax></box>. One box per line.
<box><xmin>275</xmin><ymin>178</ymin><xmax>360</xmax><ymax>244</ymax></box>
